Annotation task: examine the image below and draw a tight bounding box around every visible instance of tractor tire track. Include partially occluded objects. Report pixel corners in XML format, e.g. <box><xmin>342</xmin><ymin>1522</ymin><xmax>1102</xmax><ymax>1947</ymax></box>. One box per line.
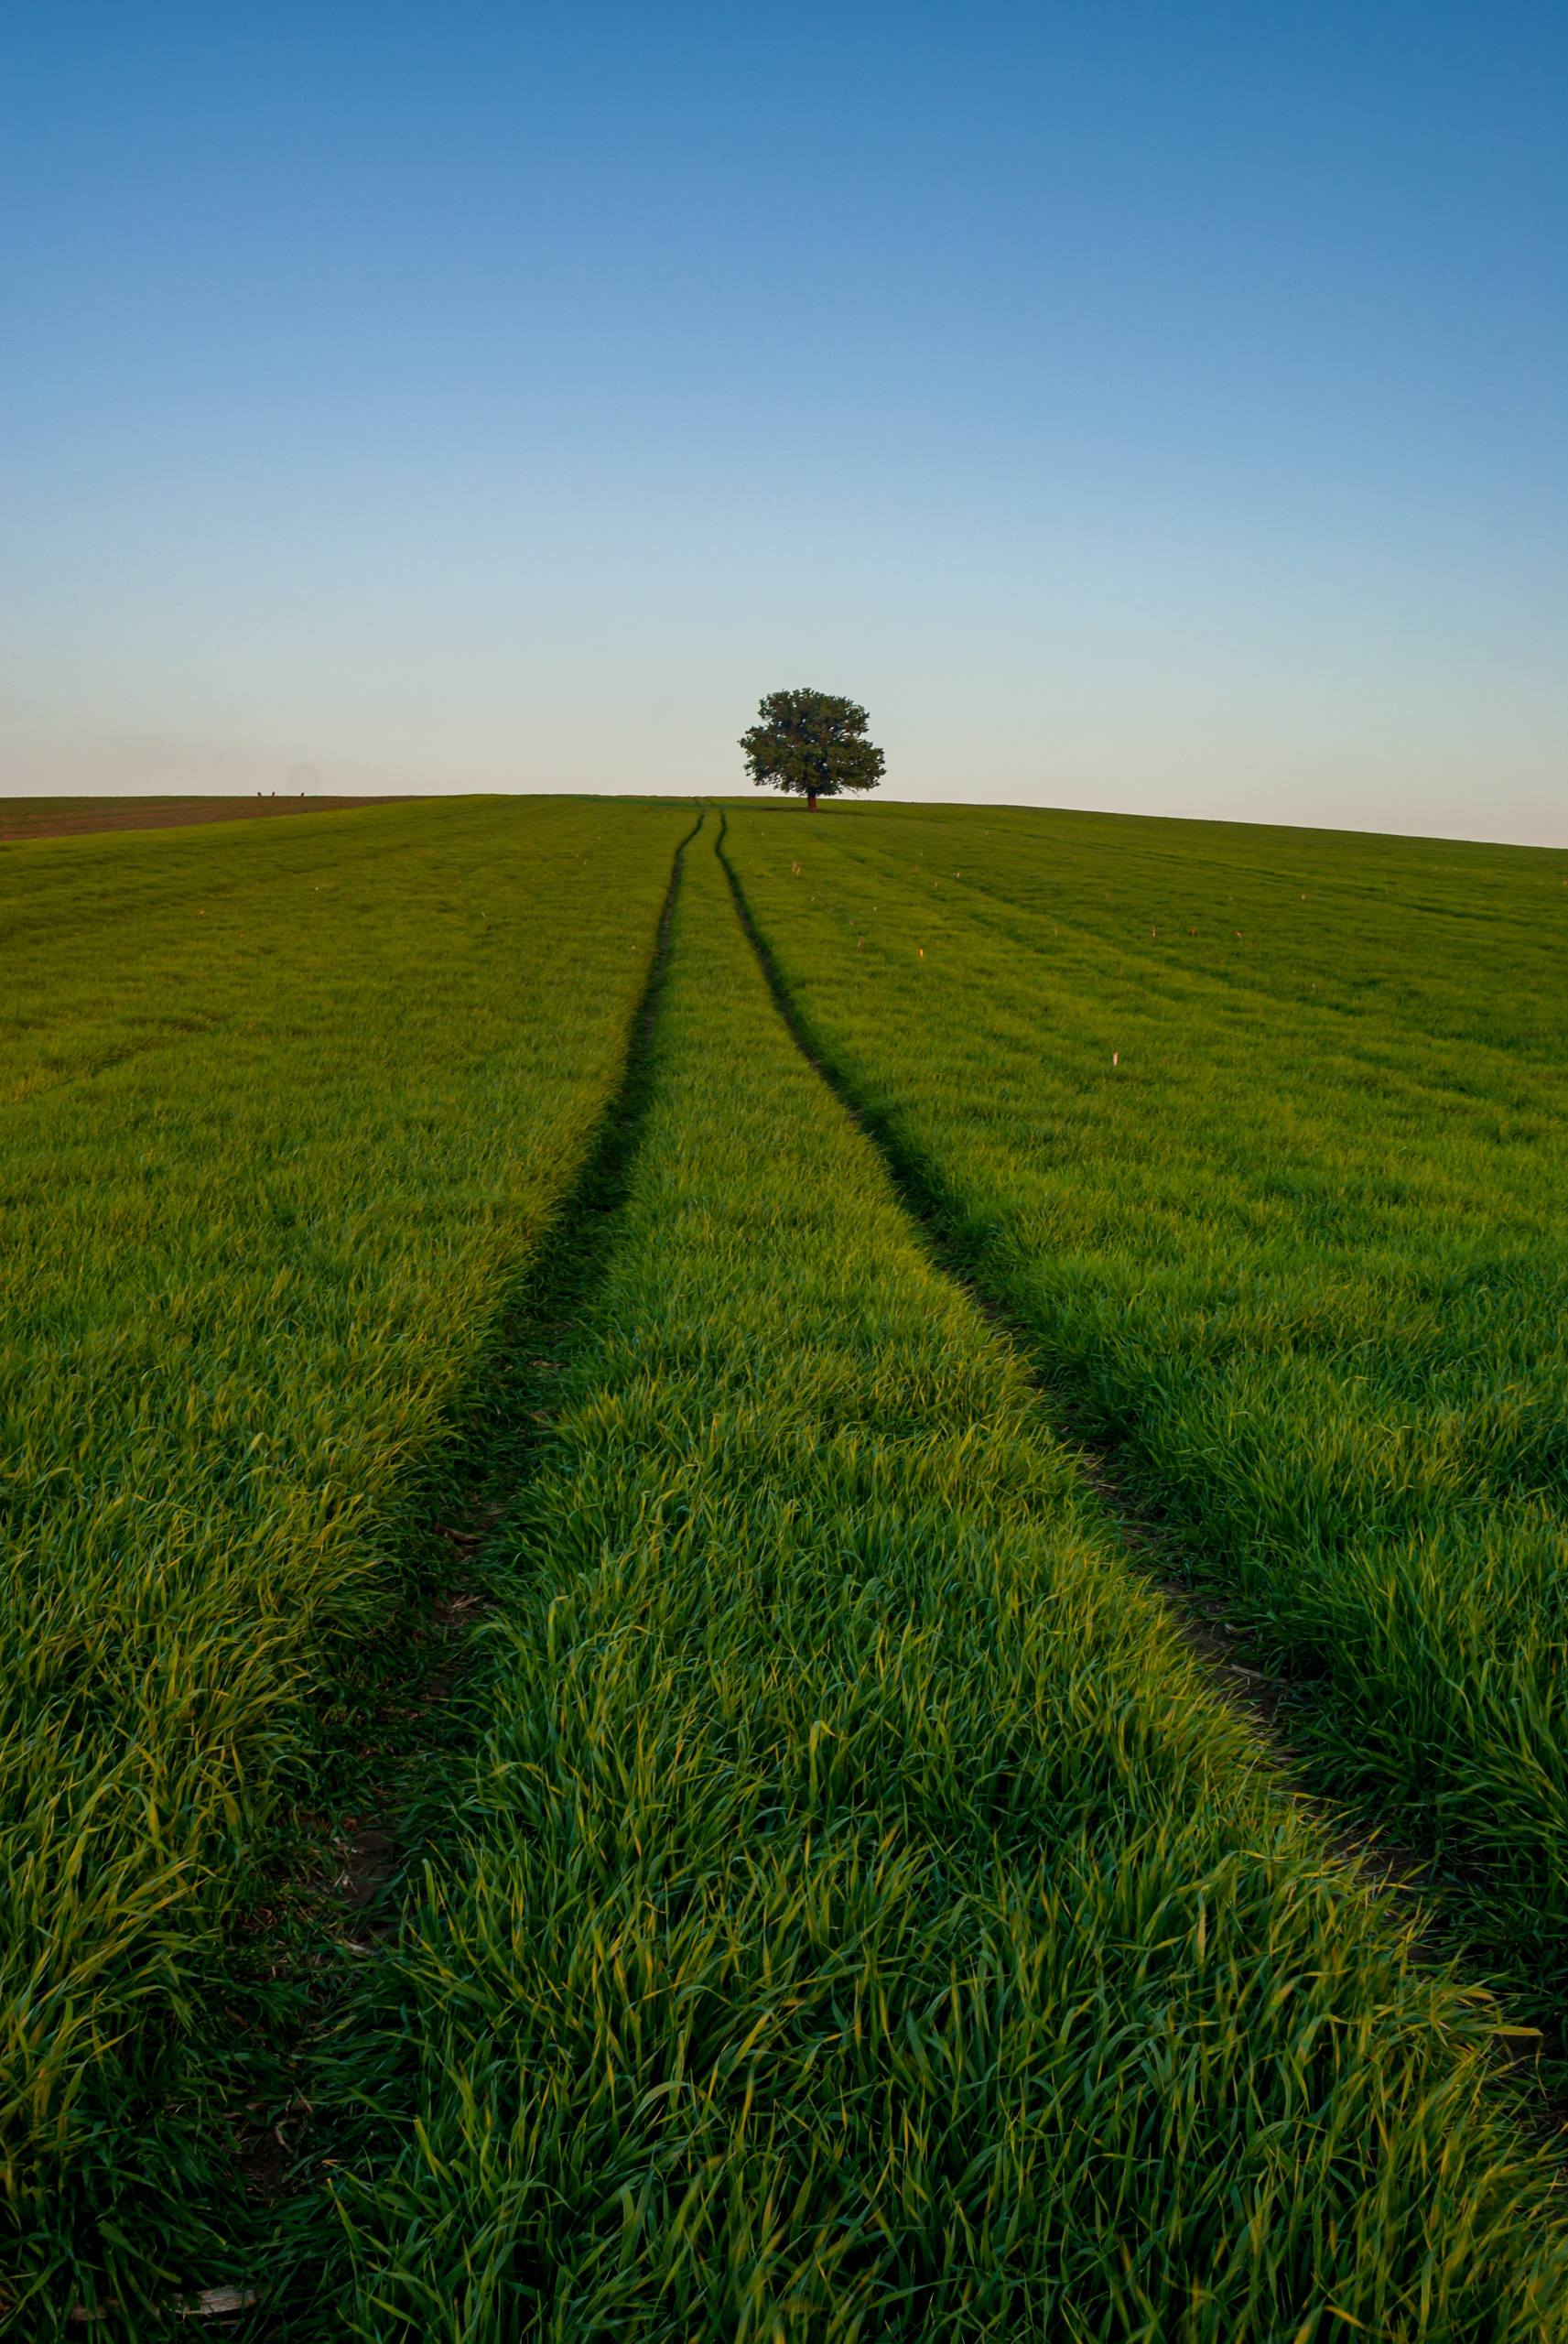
<box><xmin>712</xmin><ymin>809</ymin><xmax>1568</xmax><ymax>2133</ymax></box>
<box><xmin>180</xmin><ymin>806</ymin><xmax>706</xmax><ymax>2341</ymax></box>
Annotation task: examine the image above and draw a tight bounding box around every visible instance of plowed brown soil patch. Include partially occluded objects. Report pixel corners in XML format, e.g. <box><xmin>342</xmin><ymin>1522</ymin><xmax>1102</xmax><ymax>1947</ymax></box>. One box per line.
<box><xmin>0</xmin><ymin>795</ymin><xmax>406</xmax><ymax>841</ymax></box>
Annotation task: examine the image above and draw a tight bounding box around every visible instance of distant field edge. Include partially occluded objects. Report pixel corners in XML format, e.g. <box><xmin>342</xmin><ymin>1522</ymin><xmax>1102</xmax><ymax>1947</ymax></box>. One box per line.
<box><xmin>704</xmin><ymin>794</ymin><xmax>1568</xmax><ymax>857</ymax></box>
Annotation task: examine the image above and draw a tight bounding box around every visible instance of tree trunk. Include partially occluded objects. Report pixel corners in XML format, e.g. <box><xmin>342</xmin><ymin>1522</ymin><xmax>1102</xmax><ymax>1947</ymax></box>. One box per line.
<box><xmin>807</xmin><ymin>791</ymin><xmax>817</xmax><ymax>813</ymax></box>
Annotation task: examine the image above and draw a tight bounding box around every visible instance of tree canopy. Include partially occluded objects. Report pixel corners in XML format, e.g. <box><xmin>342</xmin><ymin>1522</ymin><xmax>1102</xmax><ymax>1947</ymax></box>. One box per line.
<box><xmin>740</xmin><ymin>689</ymin><xmax>885</xmax><ymax>808</ymax></box>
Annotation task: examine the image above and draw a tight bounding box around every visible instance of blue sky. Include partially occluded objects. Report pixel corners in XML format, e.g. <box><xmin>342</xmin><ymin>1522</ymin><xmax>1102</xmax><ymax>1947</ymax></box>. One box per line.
<box><xmin>4</xmin><ymin>1</ymin><xmax>1564</xmax><ymax>841</ymax></box>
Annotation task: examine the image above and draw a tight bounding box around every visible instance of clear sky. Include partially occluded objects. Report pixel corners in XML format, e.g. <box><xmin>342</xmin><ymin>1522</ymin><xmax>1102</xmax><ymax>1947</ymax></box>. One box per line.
<box><xmin>4</xmin><ymin>2</ymin><xmax>1564</xmax><ymax>842</ymax></box>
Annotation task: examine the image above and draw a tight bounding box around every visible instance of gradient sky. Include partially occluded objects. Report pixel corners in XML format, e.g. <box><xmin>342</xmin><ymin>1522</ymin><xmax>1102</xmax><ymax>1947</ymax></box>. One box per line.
<box><xmin>4</xmin><ymin>2</ymin><xmax>1564</xmax><ymax>841</ymax></box>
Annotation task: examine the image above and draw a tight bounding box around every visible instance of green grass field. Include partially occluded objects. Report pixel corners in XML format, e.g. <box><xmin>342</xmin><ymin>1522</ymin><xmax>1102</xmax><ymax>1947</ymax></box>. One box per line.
<box><xmin>0</xmin><ymin>799</ymin><xmax>690</xmax><ymax>2327</ymax></box>
<box><xmin>4</xmin><ymin>796</ymin><xmax>1566</xmax><ymax>2337</ymax></box>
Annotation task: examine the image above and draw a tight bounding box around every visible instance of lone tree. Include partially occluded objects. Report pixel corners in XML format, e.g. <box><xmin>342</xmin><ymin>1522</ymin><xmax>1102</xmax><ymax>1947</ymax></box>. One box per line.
<box><xmin>740</xmin><ymin>688</ymin><xmax>885</xmax><ymax>813</ymax></box>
